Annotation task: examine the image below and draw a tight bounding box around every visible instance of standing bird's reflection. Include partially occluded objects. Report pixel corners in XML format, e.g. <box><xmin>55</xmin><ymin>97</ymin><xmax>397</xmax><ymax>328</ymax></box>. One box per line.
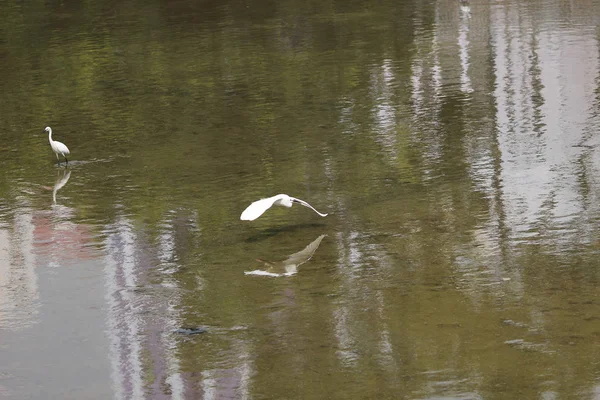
<box><xmin>459</xmin><ymin>0</ymin><xmax>471</xmax><ymax>18</ymax></box>
<box><xmin>52</xmin><ymin>169</ymin><xmax>71</xmax><ymax>204</ymax></box>
<box><xmin>245</xmin><ymin>234</ymin><xmax>326</xmax><ymax>277</ymax></box>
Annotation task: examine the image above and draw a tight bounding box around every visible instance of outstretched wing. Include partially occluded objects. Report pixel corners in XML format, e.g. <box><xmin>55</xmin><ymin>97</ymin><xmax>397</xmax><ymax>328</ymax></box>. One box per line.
<box><xmin>291</xmin><ymin>197</ymin><xmax>328</xmax><ymax>217</ymax></box>
<box><xmin>240</xmin><ymin>196</ymin><xmax>279</xmax><ymax>221</ymax></box>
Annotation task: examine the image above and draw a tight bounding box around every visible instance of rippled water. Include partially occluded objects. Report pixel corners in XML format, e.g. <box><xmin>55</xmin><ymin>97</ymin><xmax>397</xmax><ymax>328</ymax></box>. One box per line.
<box><xmin>1</xmin><ymin>0</ymin><xmax>600</xmax><ymax>398</ymax></box>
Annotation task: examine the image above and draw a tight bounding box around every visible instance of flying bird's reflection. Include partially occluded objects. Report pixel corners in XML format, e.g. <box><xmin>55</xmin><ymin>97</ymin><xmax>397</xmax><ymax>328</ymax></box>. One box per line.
<box><xmin>245</xmin><ymin>234</ymin><xmax>326</xmax><ymax>277</ymax></box>
<box><xmin>52</xmin><ymin>169</ymin><xmax>71</xmax><ymax>204</ymax></box>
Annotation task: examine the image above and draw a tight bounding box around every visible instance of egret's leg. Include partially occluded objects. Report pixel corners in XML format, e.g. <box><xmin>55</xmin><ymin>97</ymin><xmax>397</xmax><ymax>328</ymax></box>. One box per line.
<box><xmin>65</xmin><ymin>156</ymin><xmax>68</xmax><ymax>164</ymax></box>
<box><xmin>56</xmin><ymin>153</ymin><xmax>60</xmax><ymax>166</ymax></box>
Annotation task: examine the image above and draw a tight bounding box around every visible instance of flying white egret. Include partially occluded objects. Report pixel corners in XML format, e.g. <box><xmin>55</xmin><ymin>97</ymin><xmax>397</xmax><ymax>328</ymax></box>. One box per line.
<box><xmin>240</xmin><ymin>194</ymin><xmax>328</xmax><ymax>221</ymax></box>
<box><xmin>45</xmin><ymin>126</ymin><xmax>70</xmax><ymax>165</ymax></box>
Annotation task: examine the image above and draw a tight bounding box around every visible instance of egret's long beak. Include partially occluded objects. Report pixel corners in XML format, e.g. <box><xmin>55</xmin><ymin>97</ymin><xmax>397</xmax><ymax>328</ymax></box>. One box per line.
<box><xmin>291</xmin><ymin>198</ymin><xmax>328</xmax><ymax>217</ymax></box>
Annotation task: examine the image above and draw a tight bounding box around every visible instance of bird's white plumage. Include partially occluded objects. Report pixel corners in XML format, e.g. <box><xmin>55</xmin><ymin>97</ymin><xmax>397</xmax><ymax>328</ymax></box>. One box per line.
<box><xmin>45</xmin><ymin>126</ymin><xmax>70</xmax><ymax>164</ymax></box>
<box><xmin>240</xmin><ymin>195</ymin><xmax>283</xmax><ymax>220</ymax></box>
<box><xmin>52</xmin><ymin>141</ymin><xmax>70</xmax><ymax>156</ymax></box>
<box><xmin>240</xmin><ymin>194</ymin><xmax>328</xmax><ymax>221</ymax></box>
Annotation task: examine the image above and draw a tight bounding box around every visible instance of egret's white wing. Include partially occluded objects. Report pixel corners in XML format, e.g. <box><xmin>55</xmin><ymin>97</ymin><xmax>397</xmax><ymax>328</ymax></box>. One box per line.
<box><xmin>240</xmin><ymin>195</ymin><xmax>280</xmax><ymax>221</ymax></box>
<box><xmin>291</xmin><ymin>197</ymin><xmax>328</xmax><ymax>217</ymax></box>
<box><xmin>54</xmin><ymin>141</ymin><xmax>70</xmax><ymax>156</ymax></box>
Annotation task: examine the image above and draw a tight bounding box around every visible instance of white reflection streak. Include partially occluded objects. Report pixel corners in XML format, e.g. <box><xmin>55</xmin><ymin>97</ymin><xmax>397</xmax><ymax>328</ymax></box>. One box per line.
<box><xmin>372</xmin><ymin>59</ymin><xmax>398</xmax><ymax>162</ymax></box>
<box><xmin>104</xmin><ymin>218</ymin><xmax>144</xmax><ymax>400</ymax></box>
<box><xmin>338</xmin><ymin>96</ymin><xmax>357</xmax><ymax>135</ymax></box>
<box><xmin>491</xmin><ymin>5</ymin><xmax>509</xmax><ymax>149</ymax></box>
<box><xmin>333</xmin><ymin>232</ymin><xmax>399</xmax><ymax>372</ymax></box>
<box><xmin>458</xmin><ymin>4</ymin><xmax>473</xmax><ymax>93</ymax></box>
<box><xmin>410</xmin><ymin>8</ymin><xmax>426</xmax><ymax>115</ymax></box>
<box><xmin>332</xmin><ymin>231</ymin><xmax>362</xmax><ymax>366</ymax></box>
<box><xmin>593</xmin><ymin>384</ymin><xmax>600</xmax><ymax>400</ymax></box>
<box><xmin>157</xmin><ymin>216</ymin><xmax>184</xmax><ymax>400</ymax></box>
<box><xmin>375</xmin><ymin>291</ymin><xmax>395</xmax><ymax>370</ymax></box>
<box><xmin>410</xmin><ymin>7</ymin><xmax>444</xmax><ymax>175</ymax></box>
<box><xmin>491</xmin><ymin>4</ymin><xmax>547</xmax><ymax>238</ymax></box>
<box><xmin>492</xmin><ymin>2</ymin><xmax>599</xmax><ymax>244</ymax></box>
<box><xmin>430</xmin><ymin>5</ymin><xmax>443</xmax><ymax>109</ymax></box>
<box><xmin>0</xmin><ymin>210</ymin><xmax>39</xmax><ymax>329</ymax></box>
<box><xmin>15</xmin><ymin>212</ymin><xmax>38</xmax><ymax>317</ymax></box>
<box><xmin>238</xmin><ymin>355</ymin><xmax>252</xmax><ymax>400</ymax></box>
<box><xmin>432</xmin><ymin>13</ymin><xmax>442</xmax><ymax>99</ymax></box>
<box><xmin>201</xmin><ymin>345</ymin><xmax>252</xmax><ymax>400</ymax></box>
<box><xmin>411</xmin><ymin>62</ymin><xmax>424</xmax><ymax>117</ymax></box>
<box><xmin>333</xmin><ymin>305</ymin><xmax>355</xmax><ymax>363</ymax></box>
<box><xmin>158</xmin><ymin>220</ymin><xmax>176</xmax><ymax>273</ymax></box>
<box><xmin>202</xmin><ymin>374</ymin><xmax>217</xmax><ymax>400</ymax></box>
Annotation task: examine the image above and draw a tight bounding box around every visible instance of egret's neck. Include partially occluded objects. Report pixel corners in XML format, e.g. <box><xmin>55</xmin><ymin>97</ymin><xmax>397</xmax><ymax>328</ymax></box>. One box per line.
<box><xmin>48</xmin><ymin>128</ymin><xmax>53</xmax><ymax>143</ymax></box>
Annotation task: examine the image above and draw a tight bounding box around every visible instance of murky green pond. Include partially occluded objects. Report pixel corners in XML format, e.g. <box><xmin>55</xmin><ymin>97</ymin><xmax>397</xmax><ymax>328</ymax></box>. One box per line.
<box><xmin>2</xmin><ymin>0</ymin><xmax>600</xmax><ymax>398</ymax></box>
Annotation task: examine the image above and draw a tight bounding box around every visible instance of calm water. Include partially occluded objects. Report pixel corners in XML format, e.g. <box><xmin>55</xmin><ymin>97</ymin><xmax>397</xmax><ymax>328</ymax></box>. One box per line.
<box><xmin>1</xmin><ymin>0</ymin><xmax>600</xmax><ymax>398</ymax></box>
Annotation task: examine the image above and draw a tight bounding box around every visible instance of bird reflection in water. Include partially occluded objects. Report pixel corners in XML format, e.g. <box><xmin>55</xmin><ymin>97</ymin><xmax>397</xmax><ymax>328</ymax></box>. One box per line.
<box><xmin>52</xmin><ymin>169</ymin><xmax>71</xmax><ymax>204</ymax></box>
<box><xmin>245</xmin><ymin>234</ymin><xmax>326</xmax><ymax>277</ymax></box>
<box><xmin>459</xmin><ymin>0</ymin><xmax>471</xmax><ymax>17</ymax></box>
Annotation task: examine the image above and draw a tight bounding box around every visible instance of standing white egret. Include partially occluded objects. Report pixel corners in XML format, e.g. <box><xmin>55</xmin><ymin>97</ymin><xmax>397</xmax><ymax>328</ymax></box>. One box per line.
<box><xmin>240</xmin><ymin>194</ymin><xmax>328</xmax><ymax>221</ymax></box>
<box><xmin>45</xmin><ymin>126</ymin><xmax>70</xmax><ymax>165</ymax></box>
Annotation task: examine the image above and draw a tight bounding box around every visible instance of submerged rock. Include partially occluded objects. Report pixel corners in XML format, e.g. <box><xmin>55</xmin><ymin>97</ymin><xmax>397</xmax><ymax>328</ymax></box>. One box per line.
<box><xmin>174</xmin><ymin>327</ymin><xmax>207</xmax><ymax>335</ymax></box>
